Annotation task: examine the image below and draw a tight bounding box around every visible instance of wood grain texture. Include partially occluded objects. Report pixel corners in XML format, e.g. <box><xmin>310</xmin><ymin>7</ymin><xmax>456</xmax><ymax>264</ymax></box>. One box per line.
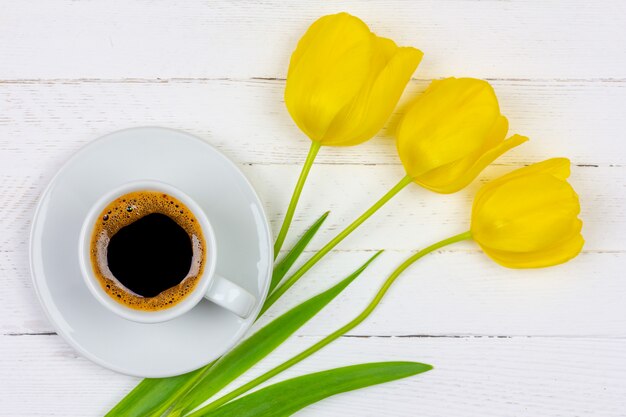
<box><xmin>2</xmin><ymin>159</ymin><xmax>624</xmax><ymax>336</ymax></box>
<box><xmin>1</xmin><ymin>79</ymin><xmax>625</xmax><ymax>166</ymax></box>
<box><xmin>1</xmin><ymin>0</ymin><xmax>625</xmax><ymax>416</ymax></box>
<box><xmin>1</xmin><ymin>0</ymin><xmax>625</xmax><ymax>79</ymax></box>
<box><xmin>4</xmin><ymin>248</ymin><xmax>625</xmax><ymax>336</ymax></box>
<box><xmin>2</xmin><ymin>335</ymin><xmax>625</xmax><ymax>417</ymax></box>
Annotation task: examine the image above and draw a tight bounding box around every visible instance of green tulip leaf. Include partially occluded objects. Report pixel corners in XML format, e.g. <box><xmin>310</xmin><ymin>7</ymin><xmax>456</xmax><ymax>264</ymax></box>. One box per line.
<box><xmin>168</xmin><ymin>251</ymin><xmax>382</xmax><ymax>416</ymax></box>
<box><xmin>104</xmin><ymin>368</ymin><xmax>204</xmax><ymax>417</ymax></box>
<box><xmin>271</xmin><ymin>211</ymin><xmax>330</xmax><ymax>293</ymax></box>
<box><xmin>105</xmin><ymin>211</ymin><xmax>335</xmax><ymax>417</ymax></box>
<box><xmin>195</xmin><ymin>361</ymin><xmax>432</xmax><ymax>417</ymax></box>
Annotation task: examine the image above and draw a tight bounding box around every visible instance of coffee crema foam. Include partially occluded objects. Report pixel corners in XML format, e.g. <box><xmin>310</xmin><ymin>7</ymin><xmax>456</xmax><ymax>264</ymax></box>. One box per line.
<box><xmin>89</xmin><ymin>190</ymin><xmax>205</xmax><ymax>311</ymax></box>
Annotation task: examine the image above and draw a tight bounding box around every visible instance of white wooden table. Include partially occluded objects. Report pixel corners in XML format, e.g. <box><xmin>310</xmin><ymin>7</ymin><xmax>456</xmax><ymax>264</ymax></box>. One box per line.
<box><xmin>1</xmin><ymin>1</ymin><xmax>625</xmax><ymax>416</ymax></box>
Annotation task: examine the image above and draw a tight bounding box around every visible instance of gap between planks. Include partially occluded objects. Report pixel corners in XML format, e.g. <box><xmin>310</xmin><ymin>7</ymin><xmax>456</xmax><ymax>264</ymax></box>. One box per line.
<box><xmin>4</xmin><ymin>332</ymin><xmax>625</xmax><ymax>340</ymax></box>
<box><xmin>1</xmin><ymin>77</ymin><xmax>626</xmax><ymax>85</ymax></box>
<box><xmin>3</xmin><ymin>249</ymin><xmax>624</xmax><ymax>254</ymax></box>
<box><xmin>238</xmin><ymin>162</ymin><xmax>610</xmax><ymax>167</ymax></box>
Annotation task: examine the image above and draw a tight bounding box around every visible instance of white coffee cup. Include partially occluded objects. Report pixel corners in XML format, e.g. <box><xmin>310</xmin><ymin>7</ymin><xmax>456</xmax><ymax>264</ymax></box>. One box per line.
<box><xmin>78</xmin><ymin>180</ymin><xmax>256</xmax><ymax>323</ymax></box>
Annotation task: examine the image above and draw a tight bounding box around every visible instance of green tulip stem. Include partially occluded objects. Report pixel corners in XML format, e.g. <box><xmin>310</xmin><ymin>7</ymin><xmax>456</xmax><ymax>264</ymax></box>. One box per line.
<box><xmin>188</xmin><ymin>231</ymin><xmax>472</xmax><ymax>417</ymax></box>
<box><xmin>273</xmin><ymin>141</ymin><xmax>322</xmax><ymax>259</ymax></box>
<box><xmin>262</xmin><ymin>174</ymin><xmax>414</xmax><ymax>314</ymax></box>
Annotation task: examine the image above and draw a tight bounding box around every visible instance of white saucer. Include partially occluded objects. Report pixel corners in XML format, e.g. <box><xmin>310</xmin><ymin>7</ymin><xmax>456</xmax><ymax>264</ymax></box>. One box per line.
<box><xmin>29</xmin><ymin>127</ymin><xmax>273</xmax><ymax>377</ymax></box>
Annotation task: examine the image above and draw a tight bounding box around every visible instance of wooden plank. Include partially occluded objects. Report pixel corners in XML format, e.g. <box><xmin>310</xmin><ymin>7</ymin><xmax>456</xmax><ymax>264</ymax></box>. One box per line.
<box><xmin>2</xmin><ymin>2</ymin><xmax>624</xmax><ymax>416</ymax></box>
<box><xmin>1</xmin><ymin>334</ymin><xmax>624</xmax><ymax>416</ymax></box>
<box><xmin>3</xmin><ymin>250</ymin><xmax>625</xmax><ymax>336</ymax></box>
<box><xmin>0</xmin><ymin>159</ymin><xmax>621</xmax><ymax>257</ymax></box>
<box><xmin>2</xmin><ymin>137</ymin><xmax>623</xmax><ymax>336</ymax></box>
<box><xmin>1</xmin><ymin>1</ymin><xmax>625</xmax><ymax>80</ymax></box>
<box><xmin>2</xmin><ymin>124</ymin><xmax>621</xmax><ymax>336</ymax></box>
<box><xmin>243</xmin><ymin>163</ymin><xmax>622</xmax><ymax>252</ymax></box>
<box><xmin>1</xmin><ymin>79</ymin><xmax>625</xmax><ymax>166</ymax></box>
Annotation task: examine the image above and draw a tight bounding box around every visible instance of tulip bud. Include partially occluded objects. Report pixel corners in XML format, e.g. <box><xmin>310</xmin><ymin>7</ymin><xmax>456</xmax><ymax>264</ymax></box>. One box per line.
<box><xmin>396</xmin><ymin>77</ymin><xmax>528</xmax><ymax>193</ymax></box>
<box><xmin>285</xmin><ymin>12</ymin><xmax>423</xmax><ymax>146</ymax></box>
<box><xmin>470</xmin><ymin>158</ymin><xmax>584</xmax><ymax>268</ymax></box>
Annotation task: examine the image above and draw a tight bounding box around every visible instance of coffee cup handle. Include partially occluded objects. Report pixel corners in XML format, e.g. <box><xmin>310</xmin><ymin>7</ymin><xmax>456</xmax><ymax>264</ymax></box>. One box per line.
<box><xmin>204</xmin><ymin>274</ymin><xmax>256</xmax><ymax>318</ymax></box>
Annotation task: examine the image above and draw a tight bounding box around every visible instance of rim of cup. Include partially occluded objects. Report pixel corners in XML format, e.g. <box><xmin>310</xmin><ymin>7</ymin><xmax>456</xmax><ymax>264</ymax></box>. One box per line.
<box><xmin>78</xmin><ymin>180</ymin><xmax>218</xmax><ymax>324</ymax></box>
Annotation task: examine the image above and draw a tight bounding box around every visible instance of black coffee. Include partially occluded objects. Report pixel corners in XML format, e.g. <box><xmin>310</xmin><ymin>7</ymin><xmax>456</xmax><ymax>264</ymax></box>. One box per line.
<box><xmin>89</xmin><ymin>190</ymin><xmax>205</xmax><ymax>311</ymax></box>
<box><xmin>107</xmin><ymin>213</ymin><xmax>192</xmax><ymax>297</ymax></box>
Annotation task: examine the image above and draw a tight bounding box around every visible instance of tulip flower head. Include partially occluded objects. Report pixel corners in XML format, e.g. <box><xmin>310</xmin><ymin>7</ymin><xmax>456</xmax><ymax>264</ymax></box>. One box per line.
<box><xmin>285</xmin><ymin>12</ymin><xmax>423</xmax><ymax>146</ymax></box>
<box><xmin>274</xmin><ymin>12</ymin><xmax>423</xmax><ymax>257</ymax></box>
<box><xmin>396</xmin><ymin>77</ymin><xmax>528</xmax><ymax>193</ymax></box>
<box><xmin>471</xmin><ymin>158</ymin><xmax>584</xmax><ymax>268</ymax></box>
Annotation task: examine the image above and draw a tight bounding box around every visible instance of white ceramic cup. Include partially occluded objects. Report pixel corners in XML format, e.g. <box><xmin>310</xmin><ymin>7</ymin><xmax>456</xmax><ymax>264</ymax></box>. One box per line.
<box><xmin>78</xmin><ymin>180</ymin><xmax>256</xmax><ymax>323</ymax></box>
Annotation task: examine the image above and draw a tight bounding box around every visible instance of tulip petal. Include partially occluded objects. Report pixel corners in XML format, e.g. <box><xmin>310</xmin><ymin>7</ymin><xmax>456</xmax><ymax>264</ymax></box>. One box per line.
<box><xmin>476</xmin><ymin>209</ymin><xmax>582</xmax><ymax>253</ymax></box>
<box><xmin>473</xmin><ymin>157</ymin><xmax>571</xmax><ymax>212</ymax></box>
<box><xmin>470</xmin><ymin>158</ymin><xmax>584</xmax><ymax>269</ymax></box>
<box><xmin>482</xmin><ymin>115</ymin><xmax>510</xmax><ymax>149</ymax></box>
<box><xmin>486</xmin><ymin>158</ymin><xmax>571</xmax><ymax>191</ymax></box>
<box><xmin>412</xmin><ymin>115</ymin><xmax>511</xmax><ymax>192</ymax></box>
<box><xmin>416</xmin><ymin>134</ymin><xmax>528</xmax><ymax>194</ymax></box>
<box><xmin>285</xmin><ymin>13</ymin><xmax>374</xmax><ymax>142</ymax></box>
<box><xmin>481</xmin><ymin>216</ymin><xmax>583</xmax><ymax>254</ymax></box>
<box><xmin>286</xmin><ymin>13</ymin><xmax>367</xmax><ymax>77</ymax></box>
<box><xmin>397</xmin><ymin>78</ymin><xmax>503</xmax><ymax>178</ymax></box>
<box><xmin>323</xmin><ymin>40</ymin><xmax>423</xmax><ymax>146</ymax></box>
<box><xmin>480</xmin><ymin>233</ymin><xmax>585</xmax><ymax>269</ymax></box>
<box><xmin>472</xmin><ymin>174</ymin><xmax>581</xmax><ymax>251</ymax></box>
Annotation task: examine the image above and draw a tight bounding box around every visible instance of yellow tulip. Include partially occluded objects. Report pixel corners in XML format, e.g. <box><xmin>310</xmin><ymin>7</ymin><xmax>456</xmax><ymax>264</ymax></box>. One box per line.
<box><xmin>274</xmin><ymin>12</ymin><xmax>423</xmax><ymax>256</ymax></box>
<box><xmin>471</xmin><ymin>158</ymin><xmax>584</xmax><ymax>268</ymax></box>
<box><xmin>396</xmin><ymin>77</ymin><xmax>528</xmax><ymax>193</ymax></box>
<box><xmin>285</xmin><ymin>12</ymin><xmax>423</xmax><ymax>146</ymax></box>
